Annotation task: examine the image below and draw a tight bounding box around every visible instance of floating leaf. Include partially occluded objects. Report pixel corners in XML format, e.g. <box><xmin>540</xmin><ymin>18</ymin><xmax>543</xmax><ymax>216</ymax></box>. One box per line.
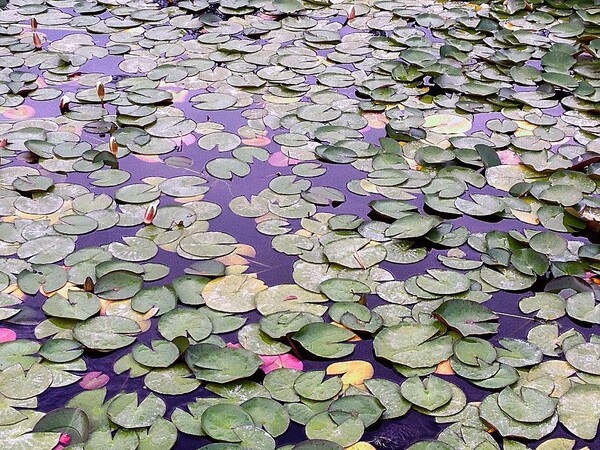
<box><xmin>73</xmin><ymin>316</ymin><xmax>140</xmax><ymax>351</ymax></box>
<box><xmin>32</xmin><ymin>407</ymin><xmax>89</xmax><ymax>444</ymax></box>
<box><xmin>400</xmin><ymin>376</ymin><xmax>453</xmax><ymax>411</ymax></box>
<box><xmin>201</xmin><ymin>404</ymin><xmax>254</xmax><ymax>442</ymax></box>
<box><xmin>107</xmin><ymin>392</ymin><xmax>166</xmax><ymax>429</ymax></box>
<box><xmin>292</xmin><ymin>323</ymin><xmax>355</xmax><ymax>359</ymax></box>
<box><xmin>558</xmin><ymin>384</ymin><xmax>600</xmax><ymax>440</ymax></box>
<box><xmin>305</xmin><ymin>411</ymin><xmax>365</xmax><ymax>448</ymax></box>
<box><xmin>0</xmin><ymin>363</ymin><xmax>52</xmax><ymax>399</ymax></box>
<box><xmin>203</xmin><ymin>275</ymin><xmax>266</xmax><ymax>313</ymax></box>
<box><xmin>433</xmin><ymin>300</ymin><xmax>499</xmax><ymax>336</ymax></box>
<box><xmin>374</xmin><ymin>323</ymin><xmax>453</xmax><ymax>368</ymax></box>
<box><xmin>185</xmin><ymin>343</ymin><xmax>262</xmax><ymax>383</ymax></box>
<box><xmin>94</xmin><ymin>270</ymin><xmax>143</xmax><ymax>300</ymax></box>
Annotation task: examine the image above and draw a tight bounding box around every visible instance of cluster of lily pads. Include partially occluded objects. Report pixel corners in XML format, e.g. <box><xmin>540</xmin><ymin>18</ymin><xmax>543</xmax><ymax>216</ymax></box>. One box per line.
<box><xmin>0</xmin><ymin>0</ymin><xmax>600</xmax><ymax>448</ymax></box>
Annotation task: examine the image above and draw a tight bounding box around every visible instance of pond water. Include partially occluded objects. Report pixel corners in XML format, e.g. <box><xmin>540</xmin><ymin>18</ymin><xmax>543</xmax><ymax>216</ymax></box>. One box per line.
<box><xmin>0</xmin><ymin>0</ymin><xmax>599</xmax><ymax>449</ymax></box>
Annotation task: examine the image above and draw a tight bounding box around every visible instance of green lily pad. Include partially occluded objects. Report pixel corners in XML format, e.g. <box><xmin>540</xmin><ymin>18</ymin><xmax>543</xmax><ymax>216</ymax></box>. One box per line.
<box><xmin>203</xmin><ymin>274</ymin><xmax>266</xmax><ymax>313</ymax></box>
<box><xmin>43</xmin><ymin>291</ymin><xmax>101</xmax><ymax>320</ymax></box>
<box><xmin>400</xmin><ymin>376</ymin><xmax>453</xmax><ymax>411</ymax></box>
<box><xmin>32</xmin><ymin>407</ymin><xmax>89</xmax><ymax>444</ymax></box>
<box><xmin>323</xmin><ymin>237</ymin><xmax>386</xmax><ymax>269</ymax></box>
<box><xmin>94</xmin><ymin>270</ymin><xmax>143</xmax><ymax>300</ymax></box>
<box><xmin>564</xmin><ymin>342</ymin><xmax>600</xmax><ymax>374</ymax></box>
<box><xmin>107</xmin><ymin>392</ymin><xmax>166</xmax><ymax>429</ymax></box>
<box><xmin>73</xmin><ymin>316</ymin><xmax>140</xmax><ymax>351</ymax></box>
<box><xmin>480</xmin><ymin>393</ymin><xmax>557</xmax><ymax>440</ymax></box>
<box><xmin>201</xmin><ymin>404</ymin><xmax>254</xmax><ymax>442</ymax></box>
<box><xmin>241</xmin><ymin>397</ymin><xmax>290</xmax><ymax>437</ymax></box>
<box><xmin>185</xmin><ymin>343</ymin><xmax>262</xmax><ymax>383</ymax></box>
<box><xmin>305</xmin><ymin>411</ymin><xmax>364</xmax><ymax>447</ymax></box>
<box><xmin>374</xmin><ymin>323</ymin><xmax>453</xmax><ymax>368</ymax></box>
<box><xmin>293</xmin><ymin>371</ymin><xmax>342</xmax><ymax>401</ymax></box>
<box><xmin>292</xmin><ymin>323</ymin><xmax>355</xmax><ymax>359</ymax></box>
<box><xmin>557</xmin><ymin>384</ymin><xmax>600</xmax><ymax>440</ymax></box>
<box><xmin>0</xmin><ymin>364</ymin><xmax>53</xmax><ymax>399</ymax></box>
<box><xmin>328</xmin><ymin>395</ymin><xmax>384</xmax><ymax>427</ymax></box>
<box><xmin>157</xmin><ymin>308</ymin><xmax>212</xmax><ymax>341</ymax></box>
<box><xmin>433</xmin><ymin>299</ymin><xmax>499</xmax><ymax>336</ymax></box>
<box><xmin>132</xmin><ymin>340</ymin><xmax>180</xmax><ymax>368</ymax></box>
<box><xmin>255</xmin><ymin>284</ymin><xmax>328</xmax><ymax>316</ymax></box>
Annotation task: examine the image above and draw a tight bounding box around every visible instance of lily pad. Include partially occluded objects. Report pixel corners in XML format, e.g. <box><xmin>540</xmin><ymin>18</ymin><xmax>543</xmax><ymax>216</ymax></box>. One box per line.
<box><xmin>433</xmin><ymin>300</ymin><xmax>499</xmax><ymax>336</ymax></box>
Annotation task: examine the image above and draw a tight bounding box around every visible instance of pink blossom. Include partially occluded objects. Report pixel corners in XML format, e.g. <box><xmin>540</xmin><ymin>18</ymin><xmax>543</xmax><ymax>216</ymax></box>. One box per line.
<box><xmin>226</xmin><ymin>343</ymin><xmax>303</xmax><ymax>373</ymax></box>
<box><xmin>53</xmin><ymin>433</ymin><xmax>71</xmax><ymax>450</ymax></box>
<box><xmin>583</xmin><ymin>271</ymin><xmax>597</xmax><ymax>282</ymax></box>
<box><xmin>169</xmin><ymin>89</ymin><xmax>190</xmax><ymax>104</ymax></box>
<box><xmin>256</xmin><ymin>12</ymin><xmax>278</xmax><ymax>20</ymax></box>
<box><xmin>259</xmin><ymin>353</ymin><xmax>303</xmax><ymax>374</ymax></box>
<box><xmin>347</xmin><ymin>6</ymin><xmax>356</xmax><ymax>20</ymax></box>
<box><xmin>3</xmin><ymin>105</ymin><xmax>36</xmax><ymax>120</ymax></box>
<box><xmin>268</xmin><ymin>152</ymin><xmax>299</xmax><ymax>167</ymax></box>
<box><xmin>143</xmin><ymin>203</ymin><xmax>158</xmax><ymax>224</ymax></box>
<box><xmin>0</xmin><ymin>328</ymin><xmax>16</xmax><ymax>342</ymax></box>
<box><xmin>79</xmin><ymin>371</ymin><xmax>110</xmax><ymax>390</ymax></box>
<box><xmin>242</xmin><ymin>135</ymin><xmax>271</xmax><ymax>146</ymax></box>
<box><xmin>497</xmin><ymin>150</ymin><xmax>521</xmax><ymax>165</ymax></box>
<box><xmin>171</xmin><ymin>133</ymin><xmax>196</xmax><ymax>147</ymax></box>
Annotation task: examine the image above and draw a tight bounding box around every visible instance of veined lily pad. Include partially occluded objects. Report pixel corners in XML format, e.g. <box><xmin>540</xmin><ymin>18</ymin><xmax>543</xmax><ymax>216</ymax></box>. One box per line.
<box><xmin>107</xmin><ymin>392</ymin><xmax>166</xmax><ymax>429</ymax></box>
<box><xmin>374</xmin><ymin>323</ymin><xmax>453</xmax><ymax>368</ymax></box>
<box><xmin>433</xmin><ymin>300</ymin><xmax>499</xmax><ymax>336</ymax></box>
<box><xmin>185</xmin><ymin>343</ymin><xmax>262</xmax><ymax>383</ymax></box>
<box><xmin>292</xmin><ymin>323</ymin><xmax>355</xmax><ymax>359</ymax></box>
<box><xmin>73</xmin><ymin>316</ymin><xmax>140</xmax><ymax>351</ymax></box>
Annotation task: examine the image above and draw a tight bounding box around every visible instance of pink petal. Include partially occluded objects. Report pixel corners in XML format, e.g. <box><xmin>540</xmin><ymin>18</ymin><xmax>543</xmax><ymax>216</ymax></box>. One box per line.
<box><xmin>170</xmin><ymin>133</ymin><xmax>196</xmax><ymax>146</ymax></box>
<box><xmin>279</xmin><ymin>353</ymin><xmax>304</xmax><ymax>370</ymax></box>
<box><xmin>3</xmin><ymin>105</ymin><xmax>35</xmax><ymax>119</ymax></box>
<box><xmin>257</xmin><ymin>12</ymin><xmax>277</xmax><ymax>20</ymax></box>
<box><xmin>261</xmin><ymin>361</ymin><xmax>280</xmax><ymax>374</ymax></box>
<box><xmin>172</xmin><ymin>90</ymin><xmax>190</xmax><ymax>104</ymax></box>
<box><xmin>36</xmin><ymin>76</ymin><xmax>48</xmax><ymax>88</ymax></box>
<box><xmin>58</xmin><ymin>433</ymin><xmax>71</xmax><ymax>444</ymax></box>
<box><xmin>79</xmin><ymin>371</ymin><xmax>110</xmax><ymax>390</ymax></box>
<box><xmin>143</xmin><ymin>204</ymin><xmax>157</xmax><ymax>224</ymax></box>
<box><xmin>0</xmin><ymin>328</ymin><xmax>16</xmax><ymax>342</ymax></box>
<box><xmin>259</xmin><ymin>353</ymin><xmax>304</xmax><ymax>373</ymax></box>
<box><xmin>583</xmin><ymin>271</ymin><xmax>596</xmax><ymax>281</ymax></box>
<box><xmin>259</xmin><ymin>355</ymin><xmax>278</xmax><ymax>363</ymax></box>
<box><xmin>226</xmin><ymin>342</ymin><xmax>242</xmax><ymax>348</ymax></box>
<box><xmin>242</xmin><ymin>136</ymin><xmax>271</xmax><ymax>146</ymax></box>
<box><xmin>268</xmin><ymin>152</ymin><xmax>299</xmax><ymax>167</ymax></box>
<box><xmin>259</xmin><ymin>355</ymin><xmax>281</xmax><ymax>374</ymax></box>
<box><xmin>497</xmin><ymin>150</ymin><xmax>521</xmax><ymax>165</ymax></box>
<box><xmin>133</xmin><ymin>155</ymin><xmax>162</xmax><ymax>164</ymax></box>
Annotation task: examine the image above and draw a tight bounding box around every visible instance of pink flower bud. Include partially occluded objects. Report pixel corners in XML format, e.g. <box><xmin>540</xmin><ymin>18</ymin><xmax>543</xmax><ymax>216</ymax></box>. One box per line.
<box><xmin>108</xmin><ymin>136</ymin><xmax>118</xmax><ymax>155</ymax></box>
<box><xmin>96</xmin><ymin>81</ymin><xmax>105</xmax><ymax>102</ymax></box>
<box><xmin>143</xmin><ymin>204</ymin><xmax>157</xmax><ymax>224</ymax></box>
<box><xmin>59</xmin><ymin>96</ymin><xmax>70</xmax><ymax>114</ymax></box>
<box><xmin>33</xmin><ymin>32</ymin><xmax>42</xmax><ymax>49</ymax></box>
<box><xmin>79</xmin><ymin>371</ymin><xmax>109</xmax><ymax>390</ymax></box>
